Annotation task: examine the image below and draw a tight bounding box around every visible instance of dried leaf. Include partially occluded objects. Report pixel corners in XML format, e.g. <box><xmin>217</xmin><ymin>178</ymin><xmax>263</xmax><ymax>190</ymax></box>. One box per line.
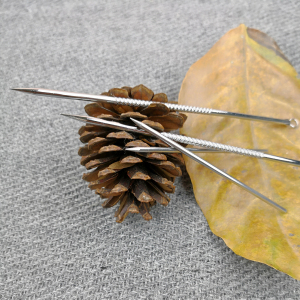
<box><xmin>179</xmin><ymin>24</ymin><xmax>300</xmax><ymax>280</ymax></box>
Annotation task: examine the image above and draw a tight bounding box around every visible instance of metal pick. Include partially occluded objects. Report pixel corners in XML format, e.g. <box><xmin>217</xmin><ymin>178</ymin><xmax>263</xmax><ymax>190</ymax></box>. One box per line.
<box><xmin>12</xmin><ymin>88</ymin><xmax>299</xmax><ymax>128</ymax></box>
<box><xmin>129</xmin><ymin>118</ymin><xmax>287</xmax><ymax>213</ymax></box>
<box><xmin>125</xmin><ymin>147</ymin><xmax>268</xmax><ymax>154</ymax></box>
<box><xmin>61</xmin><ymin>114</ymin><xmax>300</xmax><ymax>167</ymax></box>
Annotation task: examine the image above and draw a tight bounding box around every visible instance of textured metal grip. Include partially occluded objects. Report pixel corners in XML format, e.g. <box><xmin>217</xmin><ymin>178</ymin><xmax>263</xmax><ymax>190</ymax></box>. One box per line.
<box><xmin>108</xmin><ymin>96</ymin><xmax>214</xmax><ymax>114</ymax></box>
<box><xmin>162</xmin><ymin>132</ymin><xmax>265</xmax><ymax>158</ymax></box>
<box><xmin>110</xmin><ymin>97</ymin><xmax>152</xmax><ymax>107</ymax></box>
<box><xmin>165</xmin><ymin>103</ymin><xmax>213</xmax><ymax>114</ymax></box>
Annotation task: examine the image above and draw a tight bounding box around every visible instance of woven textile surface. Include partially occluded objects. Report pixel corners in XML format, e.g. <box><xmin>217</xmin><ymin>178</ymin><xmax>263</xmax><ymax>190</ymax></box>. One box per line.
<box><xmin>1</xmin><ymin>1</ymin><xmax>300</xmax><ymax>299</ymax></box>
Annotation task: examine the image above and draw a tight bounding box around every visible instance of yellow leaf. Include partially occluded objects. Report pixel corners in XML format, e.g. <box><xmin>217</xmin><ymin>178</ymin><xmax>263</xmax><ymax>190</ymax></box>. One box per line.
<box><xmin>178</xmin><ymin>24</ymin><xmax>300</xmax><ymax>279</ymax></box>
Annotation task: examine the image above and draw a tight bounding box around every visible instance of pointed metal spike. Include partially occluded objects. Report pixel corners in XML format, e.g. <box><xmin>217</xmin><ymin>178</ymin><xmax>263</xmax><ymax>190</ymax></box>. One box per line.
<box><xmin>125</xmin><ymin>147</ymin><xmax>268</xmax><ymax>153</ymax></box>
<box><xmin>130</xmin><ymin>118</ymin><xmax>287</xmax><ymax>213</ymax></box>
<box><xmin>60</xmin><ymin>113</ymin><xmax>147</xmax><ymax>134</ymax></box>
<box><xmin>11</xmin><ymin>88</ymin><xmax>39</xmax><ymax>93</ymax></box>
<box><xmin>13</xmin><ymin>88</ymin><xmax>97</xmax><ymax>102</ymax></box>
<box><xmin>61</xmin><ymin>114</ymin><xmax>299</xmax><ymax>167</ymax></box>
<box><xmin>60</xmin><ymin>113</ymin><xmax>88</xmax><ymax>122</ymax></box>
<box><xmin>12</xmin><ymin>87</ymin><xmax>297</xmax><ymax>127</ymax></box>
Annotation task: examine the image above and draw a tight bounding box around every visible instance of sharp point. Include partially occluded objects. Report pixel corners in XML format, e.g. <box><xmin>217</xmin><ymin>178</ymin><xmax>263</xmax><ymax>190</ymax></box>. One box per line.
<box><xmin>130</xmin><ymin>117</ymin><xmax>140</xmax><ymax>124</ymax></box>
<box><xmin>60</xmin><ymin>113</ymin><xmax>87</xmax><ymax>121</ymax></box>
<box><xmin>124</xmin><ymin>147</ymin><xmax>139</xmax><ymax>152</ymax></box>
<box><xmin>10</xmin><ymin>88</ymin><xmax>38</xmax><ymax>93</ymax></box>
<box><xmin>60</xmin><ymin>113</ymin><xmax>76</xmax><ymax>120</ymax></box>
<box><xmin>125</xmin><ymin>148</ymin><xmax>138</xmax><ymax>152</ymax></box>
<box><xmin>130</xmin><ymin>117</ymin><xmax>145</xmax><ymax>129</ymax></box>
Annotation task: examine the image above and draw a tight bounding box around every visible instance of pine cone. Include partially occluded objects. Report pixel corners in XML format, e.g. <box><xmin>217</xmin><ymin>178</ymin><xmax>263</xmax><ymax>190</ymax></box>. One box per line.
<box><xmin>78</xmin><ymin>84</ymin><xmax>187</xmax><ymax>222</ymax></box>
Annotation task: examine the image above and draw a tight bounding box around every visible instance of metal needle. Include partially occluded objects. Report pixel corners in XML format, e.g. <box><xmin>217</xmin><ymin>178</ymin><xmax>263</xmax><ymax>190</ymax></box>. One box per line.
<box><xmin>130</xmin><ymin>118</ymin><xmax>287</xmax><ymax>213</ymax></box>
<box><xmin>61</xmin><ymin>114</ymin><xmax>300</xmax><ymax>166</ymax></box>
<box><xmin>12</xmin><ymin>88</ymin><xmax>299</xmax><ymax>128</ymax></box>
<box><xmin>125</xmin><ymin>147</ymin><xmax>268</xmax><ymax>153</ymax></box>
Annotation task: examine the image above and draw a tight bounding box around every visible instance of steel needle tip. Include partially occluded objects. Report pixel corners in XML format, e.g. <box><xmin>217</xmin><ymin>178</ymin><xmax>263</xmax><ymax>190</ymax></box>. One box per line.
<box><xmin>11</xmin><ymin>88</ymin><xmax>38</xmax><ymax>93</ymax></box>
<box><xmin>60</xmin><ymin>113</ymin><xmax>83</xmax><ymax>122</ymax></box>
<box><xmin>125</xmin><ymin>148</ymin><xmax>136</xmax><ymax>152</ymax></box>
<box><xmin>60</xmin><ymin>113</ymin><xmax>73</xmax><ymax>118</ymax></box>
<box><xmin>60</xmin><ymin>113</ymin><xmax>85</xmax><ymax>122</ymax></box>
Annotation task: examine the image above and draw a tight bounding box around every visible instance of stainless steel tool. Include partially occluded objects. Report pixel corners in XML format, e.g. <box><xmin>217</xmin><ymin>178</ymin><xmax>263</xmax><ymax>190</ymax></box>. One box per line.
<box><xmin>130</xmin><ymin>118</ymin><xmax>287</xmax><ymax>213</ymax></box>
<box><xmin>12</xmin><ymin>88</ymin><xmax>299</xmax><ymax>128</ymax></box>
<box><xmin>61</xmin><ymin>114</ymin><xmax>300</xmax><ymax>167</ymax></box>
<box><xmin>125</xmin><ymin>147</ymin><xmax>268</xmax><ymax>154</ymax></box>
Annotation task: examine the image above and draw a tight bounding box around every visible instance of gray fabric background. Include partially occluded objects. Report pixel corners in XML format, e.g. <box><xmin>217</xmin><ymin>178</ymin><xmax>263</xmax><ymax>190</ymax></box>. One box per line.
<box><xmin>1</xmin><ymin>0</ymin><xmax>300</xmax><ymax>299</ymax></box>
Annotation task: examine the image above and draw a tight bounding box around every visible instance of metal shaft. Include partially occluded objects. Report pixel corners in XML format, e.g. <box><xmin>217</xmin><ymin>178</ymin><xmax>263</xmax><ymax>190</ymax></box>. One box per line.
<box><xmin>130</xmin><ymin>118</ymin><xmax>287</xmax><ymax>213</ymax></box>
<box><xmin>125</xmin><ymin>147</ymin><xmax>268</xmax><ymax>154</ymax></box>
<box><xmin>61</xmin><ymin>114</ymin><xmax>300</xmax><ymax>166</ymax></box>
<box><xmin>162</xmin><ymin>132</ymin><xmax>300</xmax><ymax>166</ymax></box>
<box><xmin>13</xmin><ymin>88</ymin><xmax>298</xmax><ymax>128</ymax></box>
